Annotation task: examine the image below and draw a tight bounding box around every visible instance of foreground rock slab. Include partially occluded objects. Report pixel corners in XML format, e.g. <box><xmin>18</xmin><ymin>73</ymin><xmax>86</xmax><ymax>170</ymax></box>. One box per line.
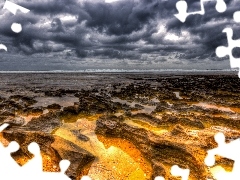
<box><xmin>95</xmin><ymin>115</ymin><xmax>211</xmax><ymax>180</ymax></box>
<box><xmin>2</xmin><ymin>130</ymin><xmax>95</xmax><ymax>179</ymax></box>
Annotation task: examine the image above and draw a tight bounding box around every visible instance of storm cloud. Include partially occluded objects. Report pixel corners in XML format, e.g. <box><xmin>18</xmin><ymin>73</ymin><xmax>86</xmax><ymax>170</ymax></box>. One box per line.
<box><xmin>0</xmin><ymin>0</ymin><xmax>239</xmax><ymax>70</ymax></box>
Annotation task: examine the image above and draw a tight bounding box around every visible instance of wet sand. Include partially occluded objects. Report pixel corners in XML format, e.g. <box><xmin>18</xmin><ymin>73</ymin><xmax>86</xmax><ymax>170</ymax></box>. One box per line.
<box><xmin>0</xmin><ymin>72</ymin><xmax>239</xmax><ymax>180</ymax></box>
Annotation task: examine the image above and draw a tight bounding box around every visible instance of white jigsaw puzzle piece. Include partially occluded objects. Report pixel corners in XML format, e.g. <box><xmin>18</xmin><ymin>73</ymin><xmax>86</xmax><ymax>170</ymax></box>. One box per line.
<box><xmin>30</xmin><ymin>160</ymin><xmax>71</xmax><ymax>180</ymax></box>
<box><xmin>3</xmin><ymin>0</ymin><xmax>30</xmax><ymax>15</ymax></box>
<box><xmin>0</xmin><ymin>123</ymin><xmax>73</xmax><ymax>180</ymax></box>
<box><xmin>233</xmin><ymin>11</ymin><xmax>240</xmax><ymax>23</ymax></box>
<box><xmin>154</xmin><ymin>165</ymin><xmax>190</xmax><ymax>180</ymax></box>
<box><xmin>18</xmin><ymin>144</ymin><xmax>73</xmax><ymax>180</ymax></box>
<box><xmin>175</xmin><ymin>0</ymin><xmax>204</xmax><ymax>23</ymax></box>
<box><xmin>11</xmin><ymin>23</ymin><xmax>22</xmax><ymax>33</ymax></box>
<box><xmin>81</xmin><ymin>175</ymin><xmax>92</xmax><ymax>180</ymax></box>
<box><xmin>21</xmin><ymin>142</ymin><xmax>43</xmax><ymax>173</ymax></box>
<box><xmin>154</xmin><ymin>176</ymin><xmax>165</xmax><ymax>180</ymax></box>
<box><xmin>0</xmin><ymin>124</ymin><xmax>24</xmax><ymax>178</ymax></box>
<box><xmin>0</xmin><ymin>123</ymin><xmax>9</xmax><ymax>131</ymax></box>
<box><xmin>3</xmin><ymin>0</ymin><xmax>30</xmax><ymax>33</ymax></box>
<box><xmin>205</xmin><ymin>132</ymin><xmax>240</xmax><ymax>180</ymax></box>
<box><xmin>21</xmin><ymin>159</ymin><xmax>72</xmax><ymax>180</ymax></box>
<box><xmin>171</xmin><ymin>165</ymin><xmax>190</xmax><ymax>180</ymax></box>
<box><xmin>0</xmin><ymin>138</ymin><xmax>21</xmax><ymax>178</ymax></box>
<box><xmin>215</xmin><ymin>28</ymin><xmax>240</xmax><ymax>78</ymax></box>
<box><xmin>0</xmin><ymin>44</ymin><xmax>7</xmax><ymax>51</ymax></box>
<box><xmin>175</xmin><ymin>0</ymin><xmax>227</xmax><ymax>23</ymax></box>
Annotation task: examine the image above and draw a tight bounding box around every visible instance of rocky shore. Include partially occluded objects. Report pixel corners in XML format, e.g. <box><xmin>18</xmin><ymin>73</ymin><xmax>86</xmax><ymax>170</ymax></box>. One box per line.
<box><xmin>0</xmin><ymin>72</ymin><xmax>239</xmax><ymax>179</ymax></box>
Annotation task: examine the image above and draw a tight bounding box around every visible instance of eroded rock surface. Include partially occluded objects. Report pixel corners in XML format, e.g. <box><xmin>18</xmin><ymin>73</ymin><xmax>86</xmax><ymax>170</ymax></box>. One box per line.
<box><xmin>95</xmin><ymin>115</ymin><xmax>240</xmax><ymax>179</ymax></box>
<box><xmin>24</xmin><ymin>112</ymin><xmax>62</xmax><ymax>133</ymax></box>
<box><xmin>0</xmin><ymin>73</ymin><xmax>239</xmax><ymax>179</ymax></box>
<box><xmin>2</xmin><ymin>130</ymin><xmax>95</xmax><ymax>179</ymax></box>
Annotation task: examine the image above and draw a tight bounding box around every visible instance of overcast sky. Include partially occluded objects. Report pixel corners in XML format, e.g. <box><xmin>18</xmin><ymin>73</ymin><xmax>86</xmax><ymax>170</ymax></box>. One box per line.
<box><xmin>0</xmin><ymin>0</ymin><xmax>239</xmax><ymax>71</ymax></box>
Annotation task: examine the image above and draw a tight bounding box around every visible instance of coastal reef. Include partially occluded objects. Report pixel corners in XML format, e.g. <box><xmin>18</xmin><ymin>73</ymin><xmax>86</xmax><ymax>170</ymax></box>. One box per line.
<box><xmin>0</xmin><ymin>73</ymin><xmax>239</xmax><ymax>179</ymax></box>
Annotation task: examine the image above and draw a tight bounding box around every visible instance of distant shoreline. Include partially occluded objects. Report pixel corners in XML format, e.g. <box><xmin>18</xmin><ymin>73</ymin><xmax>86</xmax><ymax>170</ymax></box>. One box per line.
<box><xmin>0</xmin><ymin>69</ymin><xmax>237</xmax><ymax>74</ymax></box>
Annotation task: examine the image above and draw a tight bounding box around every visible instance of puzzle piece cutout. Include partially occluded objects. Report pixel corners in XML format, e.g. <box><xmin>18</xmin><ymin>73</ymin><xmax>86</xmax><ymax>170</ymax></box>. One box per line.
<box><xmin>21</xmin><ymin>142</ymin><xmax>43</xmax><ymax>174</ymax></box>
<box><xmin>154</xmin><ymin>165</ymin><xmax>190</xmax><ymax>180</ymax></box>
<box><xmin>215</xmin><ymin>28</ymin><xmax>240</xmax><ymax>78</ymax></box>
<box><xmin>0</xmin><ymin>1</ymin><xmax>30</xmax><ymax>51</ymax></box>
<box><xmin>3</xmin><ymin>0</ymin><xmax>30</xmax><ymax>33</ymax></box>
<box><xmin>3</xmin><ymin>0</ymin><xmax>30</xmax><ymax>15</ymax></box>
<box><xmin>0</xmin><ymin>44</ymin><xmax>7</xmax><ymax>51</ymax></box>
<box><xmin>171</xmin><ymin>165</ymin><xmax>190</xmax><ymax>180</ymax></box>
<box><xmin>0</xmin><ymin>123</ymin><xmax>72</xmax><ymax>180</ymax></box>
<box><xmin>204</xmin><ymin>132</ymin><xmax>240</xmax><ymax>180</ymax></box>
<box><xmin>175</xmin><ymin>0</ymin><xmax>227</xmax><ymax>22</ymax></box>
<box><xmin>233</xmin><ymin>11</ymin><xmax>240</xmax><ymax>23</ymax></box>
<box><xmin>0</xmin><ymin>123</ymin><xmax>9</xmax><ymax>131</ymax></box>
<box><xmin>81</xmin><ymin>175</ymin><xmax>92</xmax><ymax>180</ymax></box>
<box><xmin>154</xmin><ymin>176</ymin><xmax>165</xmax><ymax>180</ymax></box>
<box><xmin>11</xmin><ymin>22</ymin><xmax>22</xmax><ymax>33</ymax></box>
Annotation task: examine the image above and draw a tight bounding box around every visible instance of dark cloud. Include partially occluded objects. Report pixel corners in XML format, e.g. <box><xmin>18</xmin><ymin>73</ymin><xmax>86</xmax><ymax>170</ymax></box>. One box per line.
<box><xmin>82</xmin><ymin>0</ymin><xmax>159</xmax><ymax>35</ymax></box>
<box><xmin>18</xmin><ymin>0</ymin><xmax>80</xmax><ymax>15</ymax></box>
<box><xmin>50</xmin><ymin>18</ymin><xmax>65</xmax><ymax>32</ymax></box>
<box><xmin>0</xmin><ymin>0</ymin><xmax>239</xmax><ymax>70</ymax></box>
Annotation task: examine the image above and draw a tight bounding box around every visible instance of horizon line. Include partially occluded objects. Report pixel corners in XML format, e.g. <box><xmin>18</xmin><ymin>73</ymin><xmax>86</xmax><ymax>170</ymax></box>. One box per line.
<box><xmin>0</xmin><ymin>69</ymin><xmax>237</xmax><ymax>73</ymax></box>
